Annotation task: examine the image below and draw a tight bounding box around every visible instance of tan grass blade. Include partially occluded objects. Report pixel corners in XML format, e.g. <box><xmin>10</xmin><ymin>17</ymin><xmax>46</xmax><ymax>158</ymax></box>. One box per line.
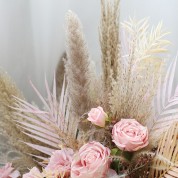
<box><xmin>149</xmin><ymin>122</ymin><xmax>178</xmax><ymax>178</ymax></box>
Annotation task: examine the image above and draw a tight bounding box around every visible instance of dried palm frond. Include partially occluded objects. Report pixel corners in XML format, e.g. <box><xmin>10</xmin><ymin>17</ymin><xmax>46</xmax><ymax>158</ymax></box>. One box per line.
<box><xmin>65</xmin><ymin>10</ymin><xmax>98</xmax><ymax>120</ymax></box>
<box><xmin>149</xmin><ymin>56</ymin><xmax>178</xmax><ymax>146</ymax></box>
<box><xmin>109</xmin><ymin>18</ymin><xmax>169</xmax><ymax>125</ymax></box>
<box><xmin>149</xmin><ymin>122</ymin><xmax>178</xmax><ymax>178</ymax></box>
<box><xmin>55</xmin><ymin>52</ymin><xmax>67</xmax><ymax>99</ymax></box>
<box><xmin>12</xmin><ymin>76</ymin><xmax>80</xmax><ymax>164</ymax></box>
<box><xmin>99</xmin><ymin>0</ymin><xmax>120</xmax><ymax>108</ymax></box>
<box><xmin>0</xmin><ymin>70</ymin><xmax>38</xmax><ymax>173</ymax></box>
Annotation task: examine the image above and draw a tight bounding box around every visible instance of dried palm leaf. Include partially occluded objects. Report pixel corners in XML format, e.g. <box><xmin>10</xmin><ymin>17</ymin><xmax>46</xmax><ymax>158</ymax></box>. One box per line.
<box><xmin>149</xmin><ymin>122</ymin><xmax>178</xmax><ymax>178</ymax></box>
<box><xmin>109</xmin><ymin>18</ymin><xmax>169</xmax><ymax>125</ymax></box>
<box><xmin>149</xmin><ymin>56</ymin><xmax>178</xmax><ymax>146</ymax></box>
<box><xmin>99</xmin><ymin>0</ymin><xmax>120</xmax><ymax>100</ymax></box>
<box><xmin>12</xmin><ymin>76</ymin><xmax>80</xmax><ymax>164</ymax></box>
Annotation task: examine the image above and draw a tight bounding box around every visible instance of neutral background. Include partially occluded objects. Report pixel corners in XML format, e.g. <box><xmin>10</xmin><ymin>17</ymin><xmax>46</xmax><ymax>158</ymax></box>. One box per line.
<box><xmin>0</xmin><ymin>0</ymin><xmax>178</xmax><ymax>103</ymax></box>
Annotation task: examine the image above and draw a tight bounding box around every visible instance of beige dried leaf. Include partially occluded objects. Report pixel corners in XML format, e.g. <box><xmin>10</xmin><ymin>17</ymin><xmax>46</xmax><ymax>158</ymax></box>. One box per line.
<box><xmin>149</xmin><ymin>122</ymin><xmax>178</xmax><ymax>178</ymax></box>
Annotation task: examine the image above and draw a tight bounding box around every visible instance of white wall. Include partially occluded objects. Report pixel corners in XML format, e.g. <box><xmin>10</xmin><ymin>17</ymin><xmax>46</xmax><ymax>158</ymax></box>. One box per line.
<box><xmin>0</xmin><ymin>0</ymin><xmax>178</xmax><ymax>103</ymax></box>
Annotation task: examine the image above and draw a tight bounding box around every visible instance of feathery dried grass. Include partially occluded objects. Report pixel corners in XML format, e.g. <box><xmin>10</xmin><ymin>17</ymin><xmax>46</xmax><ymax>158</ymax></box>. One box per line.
<box><xmin>149</xmin><ymin>122</ymin><xmax>178</xmax><ymax>178</ymax></box>
<box><xmin>55</xmin><ymin>52</ymin><xmax>67</xmax><ymax>99</ymax></box>
<box><xmin>109</xmin><ymin>18</ymin><xmax>169</xmax><ymax>125</ymax></box>
<box><xmin>99</xmin><ymin>0</ymin><xmax>120</xmax><ymax>108</ymax></box>
<box><xmin>0</xmin><ymin>70</ymin><xmax>38</xmax><ymax>172</ymax></box>
<box><xmin>65</xmin><ymin>10</ymin><xmax>98</xmax><ymax>132</ymax></box>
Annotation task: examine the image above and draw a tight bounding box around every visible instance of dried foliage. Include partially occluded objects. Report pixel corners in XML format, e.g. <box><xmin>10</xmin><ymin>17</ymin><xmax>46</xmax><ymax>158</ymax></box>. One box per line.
<box><xmin>65</xmin><ymin>10</ymin><xmax>97</xmax><ymax>120</ymax></box>
<box><xmin>109</xmin><ymin>18</ymin><xmax>169</xmax><ymax>125</ymax></box>
<box><xmin>1</xmin><ymin>1</ymin><xmax>177</xmax><ymax>177</ymax></box>
<box><xmin>149</xmin><ymin>57</ymin><xmax>178</xmax><ymax>146</ymax></box>
<box><xmin>12</xmin><ymin>77</ymin><xmax>81</xmax><ymax>164</ymax></box>
<box><xmin>99</xmin><ymin>0</ymin><xmax>120</xmax><ymax>108</ymax></box>
<box><xmin>55</xmin><ymin>52</ymin><xmax>67</xmax><ymax>99</ymax></box>
<box><xmin>128</xmin><ymin>153</ymin><xmax>154</xmax><ymax>178</ymax></box>
<box><xmin>149</xmin><ymin>122</ymin><xmax>178</xmax><ymax>178</ymax></box>
<box><xmin>0</xmin><ymin>70</ymin><xmax>38</xmax><ymax>173</ymax></box>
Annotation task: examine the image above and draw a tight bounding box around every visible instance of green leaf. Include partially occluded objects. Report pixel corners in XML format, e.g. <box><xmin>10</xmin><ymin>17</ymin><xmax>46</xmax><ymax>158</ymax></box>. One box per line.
<box><xmin>122</xmin><ymin>151</ymin><xmax>133</xmax><ymax>161</ymax></box>
<box><xmin>111</xmin><ymin>148</ymin><xmax>121</xmax><ymax>156</ymax></box>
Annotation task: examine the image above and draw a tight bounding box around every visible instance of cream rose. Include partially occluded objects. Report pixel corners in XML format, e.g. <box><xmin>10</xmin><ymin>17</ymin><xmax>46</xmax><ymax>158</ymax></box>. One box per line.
<box><xmin>112</xmin><ymin>119</ymin><xmax>149</xmax><ymax>151</ymax></box>
<box><xmin>87</xmin><ymin>106</ymin><xmax>108</xmax><ymax>127</ymax></box>
<box><xmin>71</xmin><ymin>141</ymin><xmax>110</xmax><ymax>178</ymax></box>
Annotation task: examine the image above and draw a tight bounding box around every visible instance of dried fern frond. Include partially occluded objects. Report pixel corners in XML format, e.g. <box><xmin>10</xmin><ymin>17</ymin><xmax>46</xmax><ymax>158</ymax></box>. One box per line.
<box><xmin>12</xmin><ymin>76</ymin><xmax>80</xmax><ymax>164</ymax></box>
<box><xmin>109</xmin><ymin>18</ymin><xmax>169</xmax><ymax>125</ymax></box>
<box><xmin>65</xmin><ymin>10</ymin><xmax>97</xmax><ymax>120</ymax></box>
<box><xmin>149</xmin><ymin>56</ymin><xmax>178</xmax><ymax>146</ymax></box>
<box><xmin>55</xmin><ymin>52</ymin><xmax>67</xmax><ymax>99</ymax></box>
<box><xmin>99</xmin><ymin>0</ymin><xmax>120</xmax><ymax>107</ymax></box>
<box><xmin>0</xmin><ymin>70</ymin><xmax>38</xmax><ymax>172</ymax></box>
<box><xmin>149</xmin><ymin>122</ymin><xmax>178</xmax><ymax>178</ymax></box>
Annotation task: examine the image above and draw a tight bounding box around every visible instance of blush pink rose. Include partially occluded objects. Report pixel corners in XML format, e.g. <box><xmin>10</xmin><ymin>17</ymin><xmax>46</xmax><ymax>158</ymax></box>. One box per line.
<box><xmin>87</xmin><ymin>106</ymin><xmax>108</xmax><ymax>127</ymax></box>
<box><xmin>71</xmin><ymin>141</ymin><xmax>110</xmax><ymax>178</ymax></box>
<box><xmin>0</xmin><ymin>163</ymin><xmax>20</xmax><ymax>178</ymax></box>
<box><xmin>22</xmin><ymin>167</ymin><xmax>41</xmax><ymax>178</ymax></box>
<box><xmin>112</xmin><ymin>119</ymin><xmax>149</xmax><ymax>151</ymax></box>
<box><xmin>45</xmin><ymin>148</ymin><xmax>74</xmax><ymax>177</ymax></box>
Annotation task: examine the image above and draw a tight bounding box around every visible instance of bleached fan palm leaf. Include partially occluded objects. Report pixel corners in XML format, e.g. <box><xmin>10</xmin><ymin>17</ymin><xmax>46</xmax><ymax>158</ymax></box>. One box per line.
<box><xmin>149</xmin><ymin>56</ymin><xmax>178</xmax><ymax>145</ymax></box>
<box><xmin>65</xmin><ymin>10</ymin><xmax>98</xmax><ymax>128</ymax></box>
<box><xmin>109</xmin><ymin>18</ymin><xmax>169</xmax><ymax>124</ymax></box>
<box><xmin>12</xmin><ymin>76</ymin><xmax>79</xmax><ymax>161</ymax></box>
<box><xmin>99</xmin><ymin>0</ymin><xmax>120</xmax><ymax>96</ymax></box>
<box><xmin>149</xmin><ymin>122</ymin><xmax>178</xmax><ymax>178</ymax></box>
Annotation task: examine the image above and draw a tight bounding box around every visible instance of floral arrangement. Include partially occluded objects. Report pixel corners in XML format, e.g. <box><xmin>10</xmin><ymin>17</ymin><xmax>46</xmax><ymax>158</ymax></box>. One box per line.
<box><xmin>0</xmin><ymin>0</ymin><xmax>178</xmax><ymax>178</ymax></box>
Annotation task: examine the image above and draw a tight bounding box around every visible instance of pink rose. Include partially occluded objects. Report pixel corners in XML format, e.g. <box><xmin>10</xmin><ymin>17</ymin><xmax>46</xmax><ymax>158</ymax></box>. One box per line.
<box><xmin>23</xmin><ymin>167</ymin><xmax>41</xmax><ymax>178</ymax></box>
<box><xmin>71</xmin><ymin>141</ymin><xmax>110</xmax><ymax>178</ymax></box>
<box><xmin>45</xmin><ymin>148</ymin><xmax>74</xmax><ymax>177</ymax></box>
<box><xmin>87</xmin><ymin>106</ymin><xmax>108</xmax><ymax>127</ymax></box>
<box><xmin>0</xmin><ymin>163</ymin><xmax>20</xmax><ymax>178</ymax></box>
<box><xmin>112</xmin><ymin>119</ymin><xmax>149</xmax><ymax>151</ymax></box>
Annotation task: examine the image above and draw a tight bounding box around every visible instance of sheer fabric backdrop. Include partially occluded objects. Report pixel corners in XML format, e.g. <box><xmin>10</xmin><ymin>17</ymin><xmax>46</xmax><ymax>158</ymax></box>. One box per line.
<box><xmin>0</xmin><ymin>0</ymin><xmax>178</xmax><ymax>104</ymax></box>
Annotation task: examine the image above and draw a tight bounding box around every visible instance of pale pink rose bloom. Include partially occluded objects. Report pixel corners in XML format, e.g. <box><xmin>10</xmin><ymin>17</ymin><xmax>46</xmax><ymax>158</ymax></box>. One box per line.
<box><xmin>71</xmin><ymin>141</ymin><xmax>110</xmax><ymax>178</ymax></box>
<box><xmin>23</xmin><ymin>167</ymin><xmax>41</xmax><ymax>178</ymax></box>
<box><xmin>112</xmin><ymin>119</ymin><xmax>149</xmax><ymax>151</ymax></box>
<box><xmin>0</xmin><ymin>163</ymin><xmax>20</xmax><ymax>178</ymax></box>
<box><xmin>87</xmin><ymin>106</ymin><xmax>108</xmax><ymax>127</ymax></box>
<box><xmin>45</xmin><ymin>148</ymin><xmax>74</xmax><ymax>177</ymax></box>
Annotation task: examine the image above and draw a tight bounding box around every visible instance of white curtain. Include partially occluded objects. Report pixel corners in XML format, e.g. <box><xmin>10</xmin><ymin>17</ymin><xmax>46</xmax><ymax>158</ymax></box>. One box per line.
<box><xmin>0</xmin><ymin>0</ymin><xmax>178</xmax><ymax>103</ymax></box>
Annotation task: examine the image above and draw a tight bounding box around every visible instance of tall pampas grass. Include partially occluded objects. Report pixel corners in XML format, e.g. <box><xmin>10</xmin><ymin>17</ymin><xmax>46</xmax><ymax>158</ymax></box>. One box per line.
<box><xmin>55</xmin><ymin>52</ymin><xmax>67</xmax><ymax>99</ymax></box>
<box><xmin>65</xmin><ymin>11</ymin><xmax>98</xmax><ymax>129</ymax></box>
<box><xmin>99</xmin><ymin>0</ymin><xmax>120</xmax><ymax>108</ymax></box>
